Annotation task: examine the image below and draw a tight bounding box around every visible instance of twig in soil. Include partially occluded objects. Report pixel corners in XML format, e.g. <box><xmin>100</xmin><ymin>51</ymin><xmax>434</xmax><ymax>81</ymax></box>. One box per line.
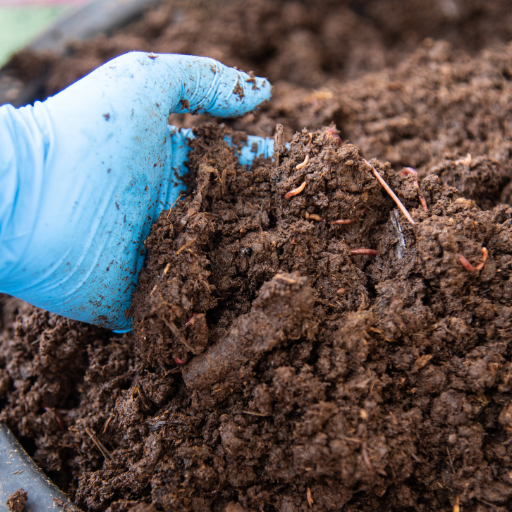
<box><xmin>163</xmin><ymin>317</ymin><xmax>196</xmax><ymax>353</ymax></box>
<box><xmin>341</xmin><ymin>436</ymin><xmax>362</xmax><ymax>444</ymax></box>
<box><xmin>175</xmin><ymin>238</ymin><xmax>197</xmax><ymax>256</ymax></box>
<box><xmin>358</xmin><ymin>292</ymin><xmax>366</xmax><ymax>312</ymax></box>
<box><xmin>453</xmin><ymin>496</ymin><xmax>460</xmax><ymax>512</ymax></box>
<box><xmin>361</xmin><ymin>442</ymin><xmax>373</xmax><ymax>472</ymax></box>
<box><xmin>410</xmin><ymin>452</ymin><xmax>422</xmax><ymax>463</ymax></box>
<box><xmin>85</xmin><ymin>427</ymin><xmax>114</xmax><ymax>461</ymax></box>
<box><xmin>296</xmin><ymin>154</ymin><xmax>310</xmax><ymax>170</ymax></box>
<box><xmin>401</xmin><ymin>167</ymin><xmax>428</xmax><ymax>211</ymax></box>
<box><xmin>361</xmin><ymin>443</ymin><xmax>386</xmax><ymax>476</ymax></box>
<box><xmin>102</xmin><ymin>415</ymin><xmax>114</xmax><ymax>434</ymax></box>
<box><xmin>368</xmin><ymin>327</ymin><xmax>395</xmax><ymax>342</ymax></box>
<box><xmin>242</xmin><ymin>410</ymin><xmax>269</xmax><ymax>417</ymax></box>
<box><xmin>363</xmin><ymin>159</ymin><xmax>416</xmax><ymax>225</ymax></box>
<box><xmin>457</xmin><ymin>248</ymin><xmax>488</xmax><ymax>272</ymax></box>
<box><xmin>307</xmin><ymin>487</ymin><xmax>314</xmax><ymax>507</ymax></box>
<box><xmin>167</xmin><ymin>192</ymin><xmax>185</xmax><ymax>219</ymax></box>
<box><xmin>446</xmin><ymin>447</ymin><xmax>455</xmax><ymax>474</ymax></box>
<box><xmin>285</xmin><ymin>181</ymin><xmax>307</xmax><ymax>200</ymax></box>
<box><xmin>350</xmin><ymin>249</ymin><xmax>379</xmax><ymax>256</ymax></box>
<box><xmin>477</xmin><ymin>498</ymin><xmax>498</xmax><ymax>509</ymax></box>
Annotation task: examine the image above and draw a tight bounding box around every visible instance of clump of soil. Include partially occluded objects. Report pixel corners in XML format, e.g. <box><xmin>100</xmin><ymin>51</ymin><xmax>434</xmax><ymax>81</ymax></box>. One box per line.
<box><xmin>125</xmin><ymin>123</ymin><xmax>512</xmax><ymax>512</ymax></box>
<box><xmin>6</xmin><ymin>489</ymin><xmax>27</xmax><ymax>512</ymax></box>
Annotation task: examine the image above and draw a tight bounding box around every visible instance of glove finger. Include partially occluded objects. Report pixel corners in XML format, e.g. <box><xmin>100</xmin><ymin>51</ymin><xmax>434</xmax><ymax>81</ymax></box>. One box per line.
<box><xmin>152</xmin><ymin>54</ymin><xmax>271</xmax><ymax>118</ymax></box>
<box><xmin>224</xmin><ymin>135</ymin><xmax>275</xmax><ymax>167</ymax></box>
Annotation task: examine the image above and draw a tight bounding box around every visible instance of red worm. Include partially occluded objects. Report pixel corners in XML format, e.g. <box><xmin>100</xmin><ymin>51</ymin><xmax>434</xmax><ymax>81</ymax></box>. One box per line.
<box><xmin>401</xmin><ymin>167</ymin><xmax>428</xmax><ymax>211</ymax></box>
<box><xmin>457</xmin><ymin>248</ymin><xmax>488</xmax><ymax>272</ymax></box>
<box><xmin>350</xmin><ymin>249</ymin><xmax>379</xmax><ymax>256</ymax></box>
<box><xmin>418</xmin><ymin>195</ymin><xmax>428</xmax><ymax>211</ymax></box>
<box><xmin>184</xmin><ymin>313</ymin><xmax>197</xmax><ymax>327</ymax></box>
<box><xmin>285</xmin><ymin>181</ymin><xmax>307</xmax><ymax>200</ymax></box>
<box><xmin>331</xmin><ymin>218</ymin><xmax>356</xmax><ymax>225</ymax></box>
<box><xmin>42</xmin><ymin>406</ymin><xmax>67</xmax><ymax>432</ymax></box>
<box><xmin>174</xmin><ymin>357</ymin><xmax>186</xmax><ymax>365</ymax></box>
<box><xmin>305</xmin><ymin>212</ymin><xmax>326</xmax><ymax>222</ymax></box>
<box><xmin>326</xmin><ymin>128</ymin><xmax>342</xmax><ymax>145</ymax></box>
<box><xmin>401</xmin><ymin>167</ymin><xmax>418</xmax><ymax>177</ymax></box>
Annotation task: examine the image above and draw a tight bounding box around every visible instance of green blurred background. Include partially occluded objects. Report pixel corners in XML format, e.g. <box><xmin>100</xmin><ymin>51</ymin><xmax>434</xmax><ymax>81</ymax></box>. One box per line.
<box><xmin>0</xmin><ymin>1</ymin><xmax>89</xmax><ymax>67</ymax></box>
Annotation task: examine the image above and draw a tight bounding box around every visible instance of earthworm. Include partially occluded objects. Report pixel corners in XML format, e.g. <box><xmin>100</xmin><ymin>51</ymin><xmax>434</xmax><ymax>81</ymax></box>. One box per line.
<box><xmin>401</xmin><ymin>168</ymin><xmax>418</xmax><ymax>178</ymax></box>
<box><xmin>174</xmin><ymin>356</ymin><xmax>186</xmax><ymax>365</ymax></box>
<box><xmin>102</xmin><ymin>415</ymin><xmax>114</xmax><ymax>434</ymax></box>
<box><xmin>285</xmin><ymin>181</ymin><xmax>307</xmax><ymax>200</ymax></box>
<box><xmin>336</xmin><ymin>288</ymin><xmax>347</xmax><ymax>295</ymax></box>
<box><xmin>350</xmin><ymin>249</ymin><xmax>379</xmax><ymax>256</ymax></box>
<box><xmin>307</xmin><ymin>487</ymin><xmax>314</xmax><ymax>507</ymax></box>
<box><xmin>175</xmin><ymin>238</ymin><xmax>196</xmax><ymax>256</ymax></box>
<box><xmin>331</xmin><ymin>218</ymin><xmax>356</xmax><ymax>225</ymax></box>
<box><xmin>184</xmin><ymin>313</ymin><xmax>198</xmax><ymax>327</ymax></box>
<box><xmin>296</xmin><ymin>154</ymin><xmax>310</xmax><ymax>170</ymax></box>
<box><xmin>326</xmin><ymin>128</ymin><xmax>342</xmax><ymax>145</ymax></box>
<box><xmin>332</xmin><ymin>208</ymin><xmax>369</xmax><ymax>226</ymax></box>
<box><xmin>305</xmin><ymin>212</ymin><xmax>325</xmax><ymax>222</ymax></box>
<box><xmin>364</xmin><ymin>159</ymin><xmax>416</xmax><ymax>225</ymax></box>
<box><xmin>85</xmin><ymin>427</ymin><xmax>113</xmax><ymax>461</ymax></box>
<box><xmin>401</xmin><ymin>167</ymin><xmax>428</xmax><ymax>211</ymax></box>
<box><xmin>457</xmin><ymin>247</ymin><xmax>488</xmax><ymax>272</ymax></box>
<box><xmin>42</xmin><ymin>406</ymin><xmax>67</xmax><ymax>432</ymax></box>
<box><xmin>455</xmin><ymin>154</ymin><xmax>471</xmax><ymax>166</ymax></box>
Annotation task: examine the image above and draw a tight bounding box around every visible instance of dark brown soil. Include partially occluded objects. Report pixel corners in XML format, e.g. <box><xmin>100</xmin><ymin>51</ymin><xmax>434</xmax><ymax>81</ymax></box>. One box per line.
<box><xmin>1</xmin><ymin>1</ymin><xmax>512</xmax><ymax>512</ymax></box>
<box><xmin>4</xmin><ymin>0</ymin><xmax>512</xmax><ymax>100</ymax></box>
<box><xmin>6</xmin><ymin>489</ymin><xmax>27</xmax><ymax>512</ymax></box>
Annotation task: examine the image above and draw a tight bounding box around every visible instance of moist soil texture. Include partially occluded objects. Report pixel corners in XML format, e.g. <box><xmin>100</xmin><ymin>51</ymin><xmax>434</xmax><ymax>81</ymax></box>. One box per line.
<box><xmin>2</xmin><ymin>1</ymin><xmax>512</xmax><ymax>512</ymax></box>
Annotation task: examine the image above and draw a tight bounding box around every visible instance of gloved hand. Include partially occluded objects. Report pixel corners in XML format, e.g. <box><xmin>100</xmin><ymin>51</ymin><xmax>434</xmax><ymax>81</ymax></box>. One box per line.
<box><xmin>0</xmin><ymin>52</ymin><xmax>275</xmax><ymax>331</ymax></box>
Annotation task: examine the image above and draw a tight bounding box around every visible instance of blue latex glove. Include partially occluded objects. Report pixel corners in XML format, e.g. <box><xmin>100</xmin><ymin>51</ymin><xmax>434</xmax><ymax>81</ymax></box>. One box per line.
<box><xmin>0</xmin><ymin>52</ymin><xmax>275</xmax><ymax>331</ymax></box>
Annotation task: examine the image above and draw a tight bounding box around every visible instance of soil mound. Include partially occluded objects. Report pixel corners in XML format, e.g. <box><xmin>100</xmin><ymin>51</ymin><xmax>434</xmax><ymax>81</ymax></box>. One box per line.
<box><xmin>2</xmin><ymin>121</ymin><xmax>512</xmax><ymax>511</ymax></box>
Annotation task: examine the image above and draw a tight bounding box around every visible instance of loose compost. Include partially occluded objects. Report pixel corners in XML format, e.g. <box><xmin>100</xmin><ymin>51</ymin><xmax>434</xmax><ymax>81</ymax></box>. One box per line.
<box><xmin>1</xmin><ymin>1</ymin><xmax>512</xmax><ymax>511</ymax></box>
